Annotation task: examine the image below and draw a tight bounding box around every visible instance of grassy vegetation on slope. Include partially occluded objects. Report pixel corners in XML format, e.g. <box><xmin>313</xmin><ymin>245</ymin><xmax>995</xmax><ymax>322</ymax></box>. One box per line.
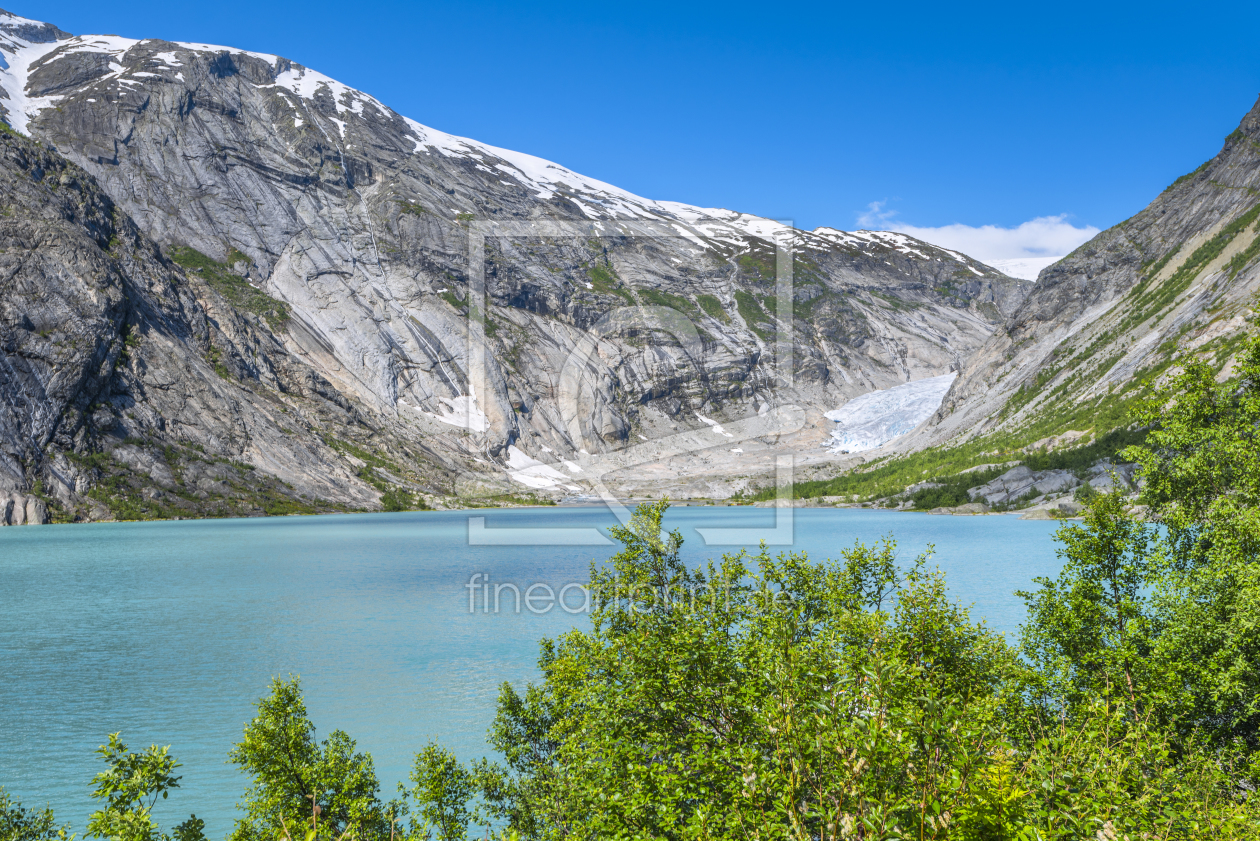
<box><xmin>168</xmin><ymin>246</ymin><xmax>290</xmax><ymax>329</ymax></box>
<box><xmin>751</xmin><ymin>426</ymin><xmax>1147</xmax><ymax>507</ymax></box>
<box><xmin>64</xmin><ymin>440</ymin><xmax>329</xmax><ymax>521</ymax></box>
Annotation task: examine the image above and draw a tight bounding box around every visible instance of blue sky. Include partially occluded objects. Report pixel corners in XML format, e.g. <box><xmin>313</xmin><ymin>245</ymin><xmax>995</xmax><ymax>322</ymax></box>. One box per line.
<box><xmin>27</xmin><ymin>1</ymin><xmax>1260</xmax><ymax>264</ymax></box>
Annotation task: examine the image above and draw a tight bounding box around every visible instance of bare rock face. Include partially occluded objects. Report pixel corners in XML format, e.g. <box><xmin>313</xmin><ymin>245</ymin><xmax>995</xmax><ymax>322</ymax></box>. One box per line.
<box><xmin>0</xmin><ymin>493</ymin><xmax>49</xmax><ymax>524</ymax></box>
<box><xmin>966</xmin><ymin>466</ymin><xmax>1084</xmax><ymax>506</ymax></box>
<box><xmin>907</xmin><ymin>95</ymin><xmax>1260</xmax><ymax>451</ymax></box>
<box><xmin>0</xmin><ymin>117</ymin><xmax>396</xmax><ymax>521</ymax></box>
<box><xmin>0</xmin><ymin>10</ymin><xmax>1036</xmax><ymax>506</ymax></box>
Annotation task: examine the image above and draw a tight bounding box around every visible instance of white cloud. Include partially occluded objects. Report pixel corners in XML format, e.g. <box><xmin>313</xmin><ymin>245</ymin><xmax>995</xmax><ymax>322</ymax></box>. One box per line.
<box><xmin>854</xmin><ymin>201</ymin><xmax>1099</xmax><ymax>280</ymax></box>
<box><xmin>984</xmin><ymin>257</ymin><xmax>1064</xmax><ymax>281</ymax></box>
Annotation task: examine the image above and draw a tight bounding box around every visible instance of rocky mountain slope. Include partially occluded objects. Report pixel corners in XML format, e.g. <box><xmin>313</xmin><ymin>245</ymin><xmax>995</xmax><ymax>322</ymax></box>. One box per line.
<box><xmin>0</xmin><ymin>124</ymin><xmax>433</xmax><ymax>521</ymax></box>
<box><xmin>905</xmin><ymin>94</ymin><xmax>1260</xmax><ymax>454</ymax></box>
<box><xmin>0</xmin><ymin>8</ymin><xmax>1027</xmax><ymax>515</ymax></box>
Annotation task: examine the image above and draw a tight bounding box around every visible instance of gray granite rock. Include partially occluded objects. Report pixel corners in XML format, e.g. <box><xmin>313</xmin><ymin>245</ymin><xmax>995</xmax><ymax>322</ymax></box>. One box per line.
<box><xmin>968</xmin><ymin>466</ymin><xmax>1081</xmax><ymax>504</ymax></box>
<box><xmin>0</xmin><ymin>122</ymin><xmax>388</xmax><ymax>519</ymax></box>
<box><xmin>0</xmin><ymin>11</ymin><xmax>1031</xmax><ymax>502</ymax></box>
<box><xmin>907</xmin><ymin>94</ymin><xmax>1260</xmax><ymax>452</ymax></box>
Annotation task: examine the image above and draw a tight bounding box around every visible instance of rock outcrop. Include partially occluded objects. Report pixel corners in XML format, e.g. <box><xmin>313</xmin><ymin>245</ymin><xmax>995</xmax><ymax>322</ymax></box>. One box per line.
<box><xmin>907</xmin><ymin>95</ymin><xmax>1260</xmax><ymax>451</ymax></box>
<box><xmin>964</xmin><ymin>461</ymin><xmax>1137</xmax><ymax>507</ymax></box>
<box><xmin>0</xmin><ymin>9</ymin><xmax>1029</xmax><ymax>508</ymax></box>
<box><xmin>0</xmin><ymin>114</ymin><xmax>421</xmax><ymax>521</ymax></box>
<box><xmin>0</xmin><ymin>492</ymin><xmax>48</xmax><ymax>524</ymax></box>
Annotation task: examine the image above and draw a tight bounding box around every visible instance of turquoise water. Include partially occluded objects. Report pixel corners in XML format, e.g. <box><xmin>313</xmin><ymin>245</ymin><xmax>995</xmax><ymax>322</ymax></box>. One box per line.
<box><xmin>0</xmin><ymin>506</ymin><xmax>1063</xmax><ymax>837</ymax></box>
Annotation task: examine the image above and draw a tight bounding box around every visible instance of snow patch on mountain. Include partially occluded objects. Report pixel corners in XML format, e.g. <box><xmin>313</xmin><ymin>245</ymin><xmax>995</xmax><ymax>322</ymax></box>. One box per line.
<box><xmin>505</xmin><ymin>446</ymin><xmax>578</xmax><ymax>490</ymax></box>
<box><xmin>825</xmin><ymin>373</ymin><xmax>957</xmax><ymax>452</ymax></box>
<box><xmin>0</xmin><ymin>12</ymin><xmax>69</xmax><ymax>135</ymax></box>
<box><xmin>0</xmin><ymin>9</ymin><xmax>1020</xmax><ymax>286</ymax></box>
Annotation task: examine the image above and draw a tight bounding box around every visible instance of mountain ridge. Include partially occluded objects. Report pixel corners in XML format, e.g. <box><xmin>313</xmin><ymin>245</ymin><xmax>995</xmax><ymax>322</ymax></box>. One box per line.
<box><xmin>903</xmin><ymin>92</ymin><xmax>1260</xmax><ymax>454</ymax></box>
<box><xmin>0</xmin><ymin>7</ymin><xmax>1031</xmax><ymax>517</ymax></box>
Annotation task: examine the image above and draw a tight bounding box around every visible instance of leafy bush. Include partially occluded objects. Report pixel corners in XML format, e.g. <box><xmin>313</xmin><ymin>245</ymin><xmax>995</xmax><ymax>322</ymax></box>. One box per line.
<box><xmin>229</xmin><ymin>678</ymin><xmax>392</xmax><ymax>841</ymax></box>
<box><xmin>1</xmin><ymin>789</ymin><xmax>69</xmax><ymax>841</ymax></box>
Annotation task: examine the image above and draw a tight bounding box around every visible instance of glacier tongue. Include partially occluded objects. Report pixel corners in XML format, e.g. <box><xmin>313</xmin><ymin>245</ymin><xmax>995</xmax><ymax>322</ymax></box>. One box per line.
<box><xmin>825</xmin><ymin>374</ymin><xmax>957</xmax><ymax>453</ymax></box>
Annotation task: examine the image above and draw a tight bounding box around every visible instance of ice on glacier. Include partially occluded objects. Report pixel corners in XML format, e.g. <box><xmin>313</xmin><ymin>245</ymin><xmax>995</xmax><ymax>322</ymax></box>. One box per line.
<box><xmin>825</xmin><ymin>373</ymin><xmax>956</xmax><ymax>453</ymax></box>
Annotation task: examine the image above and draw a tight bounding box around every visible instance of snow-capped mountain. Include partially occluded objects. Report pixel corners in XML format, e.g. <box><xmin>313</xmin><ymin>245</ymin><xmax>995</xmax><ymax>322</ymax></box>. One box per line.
<box><xmin>0</xmin><ymin>8</ymin><xmax>1029</xmax><ymax>514</ymax></box>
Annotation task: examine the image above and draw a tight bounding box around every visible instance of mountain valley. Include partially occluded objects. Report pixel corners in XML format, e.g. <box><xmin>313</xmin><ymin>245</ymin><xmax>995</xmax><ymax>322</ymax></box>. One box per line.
<box><xmin>0</xmin><ymin>7</ymin><xmax>1034</xmax><ymax>519</ymax></box>
<box><xmin>0</xmin><ymin>6</ymin><xmax>1257</xmax><ymax>522</ymax></box>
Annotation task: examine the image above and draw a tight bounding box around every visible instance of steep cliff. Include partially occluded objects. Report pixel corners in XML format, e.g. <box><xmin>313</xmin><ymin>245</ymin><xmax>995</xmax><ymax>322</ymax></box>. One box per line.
<box><xmin>0</xmin><ymin>123</ymin><xmax>465</xmax><ymax>520</ymax></box>
<box><xmin>905</xmin><ymin>94</ymin><xmax>1260</xmax><ymax>452</ymax></box>
<box><xmin>0</xmin><ymin>8</ymin><xmax>1029</xmax><ymax>508</ymax></box>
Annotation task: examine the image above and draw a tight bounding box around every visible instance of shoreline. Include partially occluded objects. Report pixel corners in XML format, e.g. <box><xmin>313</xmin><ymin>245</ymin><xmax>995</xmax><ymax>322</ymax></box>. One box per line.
<box><xmin>0</xmin><ymin>496</ymin><xmax>1079</xmax><ymax>531</ymax></box>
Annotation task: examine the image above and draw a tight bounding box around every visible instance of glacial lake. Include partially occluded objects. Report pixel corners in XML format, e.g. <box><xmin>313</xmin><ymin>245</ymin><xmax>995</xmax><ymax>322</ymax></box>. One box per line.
<box><xmin>0</xmin><ymin>506</ymin><xmax>1063</xmax><ymax>837</ymax></box>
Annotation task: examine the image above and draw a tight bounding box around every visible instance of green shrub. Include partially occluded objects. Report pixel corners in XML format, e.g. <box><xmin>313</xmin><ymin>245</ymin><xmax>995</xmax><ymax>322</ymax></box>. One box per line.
<box><xmin>0</xmin><ymin>789</ymin><xmax>68</xmax><ymax>841</ymax></box>
<box><xmin>734</xmin><ymin>289</ymin><xmax>772</xmax><ymax>339</ymax></box>
<box><xmin>695</xmin><ymin>293</ymin><xmax>729</xmax><ymax>323</ymax></box>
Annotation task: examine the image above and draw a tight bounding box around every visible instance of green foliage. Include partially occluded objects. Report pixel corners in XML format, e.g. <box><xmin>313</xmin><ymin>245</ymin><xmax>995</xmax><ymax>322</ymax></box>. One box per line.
<box><xmin>378</xmin><ymin>488</ymin><xmax>432</xmax><ymax>512</ymax></box>
<box><xmin>401</xmin><ymin>744</ymin><xmax>475</xmax><ymax>841</ymax></box>
<box><xmin>1125</xmin><ymin>202</ymin><xmax>1260</xmax><ymax>323</ymax></box>
<box><xmin>735</xmin><ymin>250</ymin><xmax>776</xmax><ymax>280</ymax></box>
<box><xmin>1140</xmin><ymin>242</ymin><xmax>1181</xmax><ymax>280</ymax></box>
<box><xmin>1016</xmin><ymin>321</ymin><xmax>1260</xmax><ymax>753</ymax></box>
<box><xmin>1021</xmin><ymin>426</ymin><xmax>1146</xmax><ymax>471</ymax></box>
<box><xmin>456</xmin><ymin>493</ymin><xmax>556</xmax><ymax>508</ymax></box>
<box><xmin>228</xmin><ymin>677</ymin><xmax>394</xmax><ymax>841</ymax></box>
<box><xmin>751</xmin><ymin>426</ymin><xmax>1146</xmax><ymax>504</ymax></box>
<box><xmin>480</xmin><ymin>500</ymin><xmax>1026</xmax><ymax>838</ymax></box>
<box><xmin>0</xmin><ymin>789</ymin><xmax>71</xmax><ymax>841</ymax></box>
<box><xmin>205</xmin><ymin>345</ymin><xmax>232</xmax><ymax>380</ymax></box>
<box><xmin>378</xmin><ymin>488</ymin><xmax>408</xmax><ymax>512</ymax></box>
<box><xmin>910</xmin><ymin>467</ymin><xmax>1005</xmax><ymax>509</ymax></box>
<box><xmin>1073</xmin><ymin>481</ymin><xmax>1098</xmax><ymax>503</ymax></box>
<box><xmin>437</xmin><ymin>290</ymin><xmax>464</xmax><ymax>312</ymax></box>
<box><xmin>1226</xmin><ymin>220</ymin><xmax>1260</xmax><ymax>279</ymax></box>
<box><xmin>322</xmin><ymin>437</ymin><xmax>427</xmax><ymax>512</ymax></box>
<box><xmin>76</xmin><ymin>441</ymin><xmax>323</xmax><ymax>522</ymax></box>
<box><xmin>1122</xmin><ymin>327</ymin><xmax>1260</xmax><ymax>747</ymax></box>
<box><xmin>694</xmin><ymin>293</ymin><xmax>729</xmax><ymax>323</ymax></box>
<box><xmin>733</xmin><ymin>289</ymin><xmax>772</xmax><ymax>339</ymax></box>
<box><xmin>1165</xmin><ymin>159</ymin><xmax>1211</xmax><ymax>193</ymax></box>
<box><xmin>1128</xmin><ymin>327</ymin><xmax>1260</xmax><ymax>562</ymax></box>
<box><xmin>635</xmin><ymin>287</ymin><xmax>700</xmax><ymax>321</ymax></box>
<box><xmin>406</xmin><ymin>500</ymin><xmax>1260</xmax><ymax>838</ymax></box>
<box><xmin>585</xmin><ymin>263</ymin><xmax>634</xmax><ymax>304</ymax></box>
<box><xmin>168</xmin><ymin>246</ymin><xmax>289</xmax><ymax>330</ymax></box>
<box><xmin>1018</xmin><ymin>493</ymin><xmax>1156</xmax><ymax>712</ymax></box>
<box><xmin>67</xmin><ymin>449</ymin><xmax>114</xmax><ymax>472</ymax></box>
<box><xmin>170</xmin><ymin>816</ymin><xmax>205</xmax><ymax>841</ymax></box>
<box><xmin>86</xmin><ymin>734</ymin><xmax>191</xmax><ymax>841</ymax></box>
<box><xmin>395</xmin><ymin>200</ymin><xmax>427</xmax><ymax>216</ymax></box>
